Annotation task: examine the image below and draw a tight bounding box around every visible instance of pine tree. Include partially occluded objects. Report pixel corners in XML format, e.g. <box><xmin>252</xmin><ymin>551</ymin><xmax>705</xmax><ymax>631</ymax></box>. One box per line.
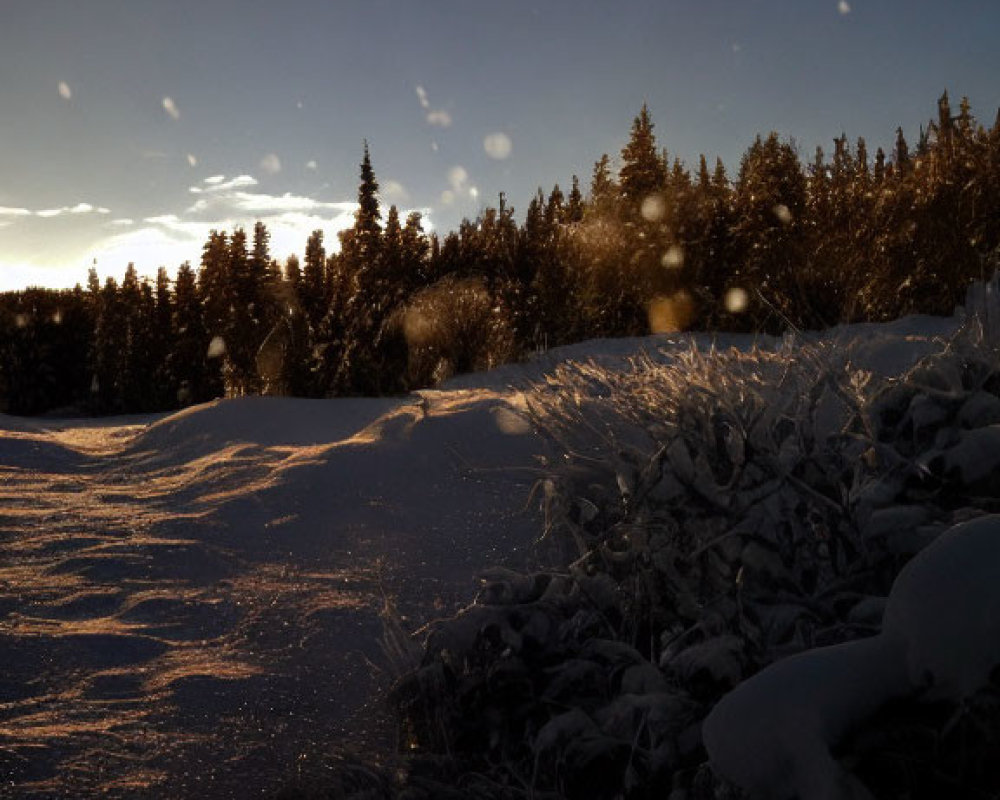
<box><xmin>173</xmin><ymin>262</ymin><xmax>211</xmax><ymax>404</ymax></box>
<box><xmin>224</xmin><ymin>227</ymin><xmax>258</xmax><ymax>395</ymax></box>
<box><xmin>92</xmin><ymin>276</ymin><xmax>125</xmax><ymax>412</ymax></box>
<box><xmin>588</xmin><ymin>154</ymin><xmax>617</xmax><ymax>218</ymax></box>
<box><xmin>733</xmin><ymin>133</ymin><xmax>810</xmax><ymax>329</ymax></box>
<box><xmin>893</xmin><ymin>127</ymin><xmax>911</xmax><ymax>176</ymax></box>
<box><xmin>355</xmin><ymin>140</ymin><xmax>382</xmax><ymax>257</ymax></box>
<box><xmin>401</xmin><ymin>211</ymin><xmax>431</xmax><ymax>291</ymax></box>
<box><xmin>151</xmin><ymin>266</ymin><xmax>176</xmax><ymax>408</ymax></box>
<box><xmin>301</xmin><ymin>229</ymin><xmax>327</xmax><ymax>332</ymax></box>
<box><xmin>619</xmin><ymin>104</ymin><xmax>668</xmax><ymax>212</ymax></box>
<box><xmin>566</xmin><ymin>175</ymin><xmax>584</xmax><ymax>223</ymax></box>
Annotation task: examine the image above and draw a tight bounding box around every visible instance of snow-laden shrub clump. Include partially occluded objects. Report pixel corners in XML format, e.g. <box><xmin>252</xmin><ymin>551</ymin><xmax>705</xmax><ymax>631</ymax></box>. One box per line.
<box><xmin>387</xmin><ymin>280</ymin><xmax>1000</xmax><ymax>799</ymax></box>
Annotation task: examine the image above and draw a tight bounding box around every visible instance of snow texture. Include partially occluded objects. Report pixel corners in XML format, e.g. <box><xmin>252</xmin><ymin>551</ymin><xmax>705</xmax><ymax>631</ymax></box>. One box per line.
<box><xmin>0</xmin><ymin>309</ymin><xmax>973</xmax><ymax>796</ymax></box>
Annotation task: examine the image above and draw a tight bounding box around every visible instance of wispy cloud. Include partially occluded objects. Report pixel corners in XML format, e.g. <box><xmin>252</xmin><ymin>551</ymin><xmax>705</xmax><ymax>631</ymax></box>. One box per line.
<box><xmin>189</xmin><ymin>175</ymin><xmax>258</xmax><ymax>194</ymax></box>
<box><xmin>4</xmin><ymin>203</ymin><xmax>111</xmax><ymax>219</ymax></box>
<box><xmin>58</xmin><ymin>81</ymin><xmax>72</xmax><ymax>100</ymax></box>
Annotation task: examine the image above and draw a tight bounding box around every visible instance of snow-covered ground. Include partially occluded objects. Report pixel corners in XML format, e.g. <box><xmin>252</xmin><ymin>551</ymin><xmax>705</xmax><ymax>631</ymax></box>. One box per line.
<box><xmin>0</xmin><ymin>313</ymin><xmax>966</xmax><ymax>797</ymax></box>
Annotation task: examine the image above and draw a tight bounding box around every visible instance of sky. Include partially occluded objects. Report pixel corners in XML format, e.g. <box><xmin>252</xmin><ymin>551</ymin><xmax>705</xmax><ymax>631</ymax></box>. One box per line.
<box><xmin>1</xmin><ymin>0</ymin><xmax>999</xmax><ymax>292</ymax></box>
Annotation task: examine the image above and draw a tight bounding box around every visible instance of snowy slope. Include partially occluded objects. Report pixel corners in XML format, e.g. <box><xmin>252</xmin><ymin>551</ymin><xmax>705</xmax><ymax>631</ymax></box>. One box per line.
<box><xmin>0</xmin><ymin>313</ymin><xmax>963</xmax><ymax>798</ymax></box>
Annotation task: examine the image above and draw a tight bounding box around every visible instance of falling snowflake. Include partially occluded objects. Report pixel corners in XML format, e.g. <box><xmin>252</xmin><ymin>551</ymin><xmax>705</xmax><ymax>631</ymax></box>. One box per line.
<box><xmin>162</xmin><ymin>97</ymin><xmax>180</xmax><ymax>120</ymax></box>
<box><xmin>260</xmin><ymin>153</ymin><xmax>282</xmax><ymax>175</ymax></box>
<box><xmin>483</xmin><ymin>133</ymin><xmax>513</xmax><ymax>160</ymax></box>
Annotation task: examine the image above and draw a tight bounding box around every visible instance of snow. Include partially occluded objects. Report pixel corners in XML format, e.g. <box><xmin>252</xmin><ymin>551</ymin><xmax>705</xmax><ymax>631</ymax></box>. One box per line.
<box><xmin>0</xmin><ymin>308</ymin><xmax>981</xmax><ymax>796</ymax></box>
<box><xmin>704</xmin><ymin>515</ymin><xmax>1000</xmax><ymax>800</ymax></box>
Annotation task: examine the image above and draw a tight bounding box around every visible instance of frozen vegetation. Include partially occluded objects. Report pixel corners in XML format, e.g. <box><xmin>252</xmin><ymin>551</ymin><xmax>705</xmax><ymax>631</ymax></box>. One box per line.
<box><xmin>4</xmin><ymin>277</ymin><xmax>1000</xmax><ymax>797</ymax></box>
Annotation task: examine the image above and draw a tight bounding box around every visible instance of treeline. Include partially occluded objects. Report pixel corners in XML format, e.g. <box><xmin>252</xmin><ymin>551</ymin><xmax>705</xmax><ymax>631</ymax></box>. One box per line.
<box><xmin>2</xmin><ymin>91</ymin><xmax>1000</xmax><ymax>416</ymax></box>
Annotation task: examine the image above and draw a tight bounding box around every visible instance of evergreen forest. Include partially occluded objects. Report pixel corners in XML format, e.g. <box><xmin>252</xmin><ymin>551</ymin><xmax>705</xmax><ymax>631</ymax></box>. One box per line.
<box><xmin>2</xmin><ymin>91</ymin><xmax>999</xmax><ymax>417</ymax></box>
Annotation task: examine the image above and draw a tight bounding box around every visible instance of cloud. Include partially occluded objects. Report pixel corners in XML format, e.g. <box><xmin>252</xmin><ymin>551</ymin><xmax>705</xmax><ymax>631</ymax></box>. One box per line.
<box><xmin>416</xmin><ymin>85</ymin><xmax>430</xmax><ymax>109</ymax></box>
<box><xmin>226</xmin><ymin>192</ymin><xmax>355</xmax><ymax>215</ymax></box>
<box><xmin>58</xmin><ymin>81</ymin><xmax>72</xmax><ymax>100</ymax></box>
<box><xmin>187</xmin><ymin>154</ymin><xmax>198</xmax><ymax>167</ymax></box>
<box><xmin>162</xmin><ymin>96</ymin><xmax>180</xmax><ymax>120</ymax></box>
<box><xmin>31</xmin><ymin>203</ymin><xmax>110</xmax><ymax>218</ymax></box>
<box><xmin>69</xmin><ymin>203</ymin><xmax>110</xmax><ymax>214</ymax></box>
<box><xmin>838</xmin><ymin>0</ymin><xmax>851</xmax><ymax>13</ymax></box>
<box><xmin>426</xmin><ymin>110</ymin><xmax>452</xmax><ymax>128</ymax></box>
<box><xmin>189</xmin><ymin>175</ymin><xmax>258</xmax><ymax>194</ymax></box>
<box><xmin>483</xmin><ymin>132</ymin><xmax>513</xmax><ymax>160</ymax></box>
<box><xmin>0</xmin><ymin>206</ymin><xmax>32</xmax><ymax>217</ymax></box>
<box><xmin>144</xmin><ymin>214</ymin><xmax>183</xmax><ymax>226</ymax></box>
<box><xmin>260</xmin><ymin>153</ymin><xmax>282</xmax><ymax>175</ymax></box>
<box><xmin>306</xmin><ymin>160</ymin><xmax>318</xmax><ymax>171</ymax></box>
<box><xmin>110</xmin><ymin>219</ymin><xmax>134</xmax><ymax>226</ymax></box>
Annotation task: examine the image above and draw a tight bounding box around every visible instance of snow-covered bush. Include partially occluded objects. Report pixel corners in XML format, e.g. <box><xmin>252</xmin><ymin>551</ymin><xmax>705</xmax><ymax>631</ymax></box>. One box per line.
<box><xmin>388</xmin><ymin>284</ymin><xmax>1000</xmax><ymax>798</ymax></box>
<box><xmin>389</xmin><ymin>276</ymin><xmax>517</xmax><ymax>389</ymax></box>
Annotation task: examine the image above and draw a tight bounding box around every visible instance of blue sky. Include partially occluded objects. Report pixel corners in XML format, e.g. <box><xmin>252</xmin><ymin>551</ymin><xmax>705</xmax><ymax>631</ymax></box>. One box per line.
<box><xmin>1</xmin><ymin>0</ymin><xmax>999</xmax><ymax>290</ymax></box>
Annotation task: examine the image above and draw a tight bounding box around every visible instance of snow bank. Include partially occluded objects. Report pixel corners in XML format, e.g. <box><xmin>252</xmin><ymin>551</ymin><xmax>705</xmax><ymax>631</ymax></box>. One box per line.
<box><xmin>704</xmin><ymin>515</ymin><xmax>1000</xmax><ymax>799</ymax></box>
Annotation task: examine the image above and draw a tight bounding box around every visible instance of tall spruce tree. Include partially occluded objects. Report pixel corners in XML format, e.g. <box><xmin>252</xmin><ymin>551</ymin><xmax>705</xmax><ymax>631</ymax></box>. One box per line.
<box><xmin>619</xmin><ymin>104</ymin><xmax>668</xmax><ymax>213</ymax></box>
<box><xmin>173</xmin><ymin>262</ymin><xmax>211</xmax><ymax>404</ymax></box>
